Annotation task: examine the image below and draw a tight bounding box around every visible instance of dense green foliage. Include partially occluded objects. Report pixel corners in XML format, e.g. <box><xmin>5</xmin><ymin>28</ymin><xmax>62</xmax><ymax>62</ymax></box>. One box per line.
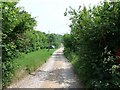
<box><xmin>2</xmin><ymin>2</ymin><xmax>62</xmax><ymax>88</ymax></box>
<box><xmin>63</xmin><ymin>1</ymin><xmax>120</xmax><ymax>88</ymax></box>
<box><xmin>47</xmin><ymin>33</ymin><xmax>62</xmax><ymax>48</ymax></box>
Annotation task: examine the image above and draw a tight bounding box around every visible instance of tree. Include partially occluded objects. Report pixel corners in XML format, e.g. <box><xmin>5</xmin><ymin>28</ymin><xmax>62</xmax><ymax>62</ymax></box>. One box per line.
<box><xmin>63</xmin><ymin>1</ymin><xmax>120</xmax><ymax>88</ymax></box>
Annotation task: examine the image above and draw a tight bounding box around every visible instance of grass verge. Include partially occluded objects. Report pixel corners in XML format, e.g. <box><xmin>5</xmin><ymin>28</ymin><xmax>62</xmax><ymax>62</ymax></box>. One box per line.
<box><xmin>12</xmin><ymin>49</ymin><xmax>56</xmax><ymax>82</ymax></box>
<box><xmin>64</xmin><ymin>50</ymin><xmax>85</xmax><ymax>87</ymax></box>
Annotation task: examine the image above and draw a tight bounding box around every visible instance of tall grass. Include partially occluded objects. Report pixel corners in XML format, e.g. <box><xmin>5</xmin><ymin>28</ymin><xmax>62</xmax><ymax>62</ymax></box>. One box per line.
<box><xmin>12</xmin><ymin>49</ymin><xmax>56</xmax><ymax>82</ymax></box>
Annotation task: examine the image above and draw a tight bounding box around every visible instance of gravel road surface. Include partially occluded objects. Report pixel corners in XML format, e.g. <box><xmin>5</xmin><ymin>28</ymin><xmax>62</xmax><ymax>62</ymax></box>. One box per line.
<box><xmin>8</xmin><ymin>48</ymin><xmax>82</xmax><ymax>88</ymax></box>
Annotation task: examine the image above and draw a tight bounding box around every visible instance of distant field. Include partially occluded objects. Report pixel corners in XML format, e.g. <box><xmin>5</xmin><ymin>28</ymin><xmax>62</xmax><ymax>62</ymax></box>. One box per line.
<box><xmin>12</xmin><ymin>49</ymin><xmax>56</xmax><ymax>82</ymax></box>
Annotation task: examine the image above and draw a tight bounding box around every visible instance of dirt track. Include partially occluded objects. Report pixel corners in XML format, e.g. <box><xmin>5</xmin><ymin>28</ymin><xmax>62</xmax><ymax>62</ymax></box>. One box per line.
<box><xmin>8</xmin><ymin>48</ymin><xmax>82</xmax><ymax>88</ymax></box>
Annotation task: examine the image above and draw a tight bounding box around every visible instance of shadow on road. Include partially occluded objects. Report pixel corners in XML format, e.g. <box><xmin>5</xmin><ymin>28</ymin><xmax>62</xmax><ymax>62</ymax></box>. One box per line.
<box><xmin>34</xmin><ymin>68</ymin><xmax>79</xmax><ymax>88</ymax></box>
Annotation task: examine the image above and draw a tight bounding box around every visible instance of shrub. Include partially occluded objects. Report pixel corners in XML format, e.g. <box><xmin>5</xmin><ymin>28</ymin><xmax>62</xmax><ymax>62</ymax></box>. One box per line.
<box><xmin>63</xmin><ymin>1</ymin><xmax>120</xmax><ymax>88</ymax></box>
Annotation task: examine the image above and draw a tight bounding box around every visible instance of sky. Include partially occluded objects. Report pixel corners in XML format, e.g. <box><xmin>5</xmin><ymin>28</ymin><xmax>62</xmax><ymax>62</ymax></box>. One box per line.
<box><xmin>17</xmin><ymin>0</ymin><xmax>104</xmax><ymax>35</ymax></box>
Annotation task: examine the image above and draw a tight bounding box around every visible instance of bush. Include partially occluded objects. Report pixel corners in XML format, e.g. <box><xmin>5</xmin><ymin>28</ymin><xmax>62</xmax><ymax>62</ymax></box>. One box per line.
<box><xmin>63</xmin><ymin>1</ymin><xmax>120</xmax><ymax>88</ymax></box>
<box><xmin>2</xmin><ymin>2</ymin><xmax>62</xmax><ymax>88</ymax></box>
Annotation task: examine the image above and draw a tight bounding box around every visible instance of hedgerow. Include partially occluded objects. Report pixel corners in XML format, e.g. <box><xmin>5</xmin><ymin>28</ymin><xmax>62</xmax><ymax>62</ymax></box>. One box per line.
<box><xmin>63</xmin><ymin>1</ymin><xmax>120</xmax><ymax>88</ymax></box>
<box><xmin>2</xmin><ymin>2</ymin><xmax>62</xmax><ymax>88</ymax></box>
